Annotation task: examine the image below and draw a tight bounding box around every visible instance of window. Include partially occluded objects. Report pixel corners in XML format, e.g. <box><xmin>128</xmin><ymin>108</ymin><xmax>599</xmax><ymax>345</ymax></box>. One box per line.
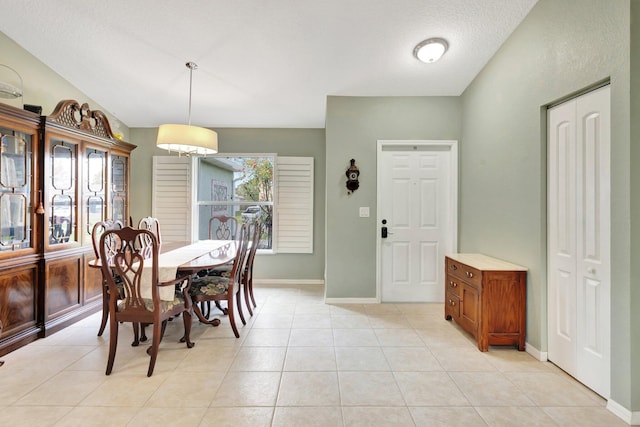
<box><xmin>196</xmin><ymin>155</ymin><xmax>275</xmax><ymax>249</ymax></box>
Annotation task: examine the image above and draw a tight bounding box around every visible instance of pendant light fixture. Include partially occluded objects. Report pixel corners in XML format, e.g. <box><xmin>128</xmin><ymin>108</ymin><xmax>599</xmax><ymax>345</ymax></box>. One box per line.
<box><xmin>156</xmin><ymin>61</ymin><xmax>218</xmax><ymax>156</ymax></box>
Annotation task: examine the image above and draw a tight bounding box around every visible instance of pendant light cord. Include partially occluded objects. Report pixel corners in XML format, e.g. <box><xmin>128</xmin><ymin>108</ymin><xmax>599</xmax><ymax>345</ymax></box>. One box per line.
<box><xmin>186</xmin><ymin>61</ymin><xmax>197</xmax><ymax>126</ymax></box>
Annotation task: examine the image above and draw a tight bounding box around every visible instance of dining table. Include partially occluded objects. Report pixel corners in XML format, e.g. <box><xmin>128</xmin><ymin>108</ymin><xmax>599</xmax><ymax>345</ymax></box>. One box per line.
<box><xmin>166</xmin><ymin>239</ymin><xmax>239</xmax><ymax>275</ymax></box>
<box><xmin>88</xmin><ymin>238</ymin><xmax>241</xmax><ymax>307</ymax></box>
<box><xmin>155</xmin><ymin>239</ymin><xmax>242</xmax><ymax>326</ymax></box>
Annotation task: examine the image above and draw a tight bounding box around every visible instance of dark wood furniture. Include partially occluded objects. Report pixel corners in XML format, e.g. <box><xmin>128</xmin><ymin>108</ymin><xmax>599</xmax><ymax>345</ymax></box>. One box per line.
<box><xmin>189</xmin><ymin>223</ymin><xmax>251</xmax><ymax>337</ymax></box>
<box><xmin>88</xmin><ymin>240</ymin><xmax>242</xmax><ymax>278</ymax></box>
<box><xmin>202</xmin><ymin>215</ymin><xmax>239</xmax><ymax>318</ymax></box>
<box><xmin>242</xmin><ymin>221</ymin><xmax>262</xmax><ymax>316</ymax></box>
<box><xmin>173</xmin><ymin>241</ymin><xmax>243</xmax><ymax>274</ymax></box>
<box><xmin>0</xmin><ymin>100</ymin><xmax>135</xmax><ymax>357</ymax></box>
<box><xmin>99</xmin><ymin>227</ymin><xmax>193</xmax><ymax>377</ymax></box>
<box><xmin>209</xmin><ymin>215</ymin><xmax>239</xmax><ymax>240</ymax></box>
<box><xmin>444</xmin><ymin>253</ymin><xmax>527</xmax><ymax>351</ymax></box>
<box><xmin>90</xmin><ymin>219</ymin><xmax>124</xmax><ymax>337</ymax></box>
<box><xmin>138</xmin><ymin>216</ymin><xmax>162</xmax><ymax>246</ymax></box>
<box><xmin>0</xmin><ymin>103</ymin><xmax>40</xmax><ymax>356</ymax></box>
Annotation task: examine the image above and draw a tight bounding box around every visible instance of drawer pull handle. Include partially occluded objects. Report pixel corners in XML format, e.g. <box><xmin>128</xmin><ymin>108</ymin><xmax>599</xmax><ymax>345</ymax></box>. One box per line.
<box><xmin>466</xmin><ymin>271</ymin><xmax>474</xmax><ymax>278</ymax></box>
<box><xmin>449</xmin><ymin>281</ymin><xmax>457</xmax><ymax>288</ymax></box>
<box><xmin>450</xmin><ymin>265</ymin><xmax>457</xmax><ymax>271</ymax></box>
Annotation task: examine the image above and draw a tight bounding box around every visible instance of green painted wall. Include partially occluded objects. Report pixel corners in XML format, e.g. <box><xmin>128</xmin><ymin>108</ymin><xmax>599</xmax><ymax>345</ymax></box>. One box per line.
<box><xmin>461</xmin><ymin>0</ymin><xmax>636</xmax><ymax>411</ymax></box>
<box><xmin>0</xmin><ymin>32</ymin><xmax>128</xmax><ymax>139</ymax></box>
<box><xmin>630</xmin><ymin>0</ymin><xmax>640</xmax><ymax>413</ymax></box>
<box><xmin>129</xmin><ymin>127</ymin><xmax>325</xmax><ymax>281</ymax></box>
<box><xmin>325</xmin><ymin>96</ymin><xmax>462</xmax><ymax>298</ymax></box>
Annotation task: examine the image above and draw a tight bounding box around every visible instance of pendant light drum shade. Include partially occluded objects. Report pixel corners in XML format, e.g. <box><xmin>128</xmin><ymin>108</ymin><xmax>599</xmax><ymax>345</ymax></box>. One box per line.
<box><xmin>156</xmin><ymin>61</ymin><xmax>218</xmax><ymax>156</ymax></box>
<box><xmin>157</xmin><ymin>123</ymin><xmax>218</xmax><ymax>155</ymax></box>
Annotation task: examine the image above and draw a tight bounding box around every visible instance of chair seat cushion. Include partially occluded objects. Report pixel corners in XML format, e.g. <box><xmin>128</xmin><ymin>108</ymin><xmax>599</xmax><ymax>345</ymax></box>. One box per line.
<box><xmin>207</xmin><ymin>264</ymin><xmax>232</xmax><ymax>278</ymax></box>
<box><xmin>117</xmin><ymin>292</ymin><xmax>185</xmax><ymax>313</ymax></box>
<box><xmin>189</xmin><ymin>276</ymin><xmax>230</xmax><ymax>297</ymax></box>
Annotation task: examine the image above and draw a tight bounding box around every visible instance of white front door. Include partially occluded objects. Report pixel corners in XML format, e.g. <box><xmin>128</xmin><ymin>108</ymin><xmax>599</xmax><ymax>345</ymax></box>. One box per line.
<box><xmin>547</xmin><ymin>85</ymin><xmax>610</xmax><ymax>398</ymax></box>
<box><xmin>377</xmin><ymin>141</ymin><xmax>457</xmax><ymax>302</ymax></box>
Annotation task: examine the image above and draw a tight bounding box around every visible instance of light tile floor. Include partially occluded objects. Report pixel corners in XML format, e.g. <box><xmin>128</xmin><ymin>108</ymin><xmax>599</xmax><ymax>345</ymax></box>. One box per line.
<box><xmin>0</xmin><ymin>284</ymin><xmax>627</xmax><ymax>427</ymax></box>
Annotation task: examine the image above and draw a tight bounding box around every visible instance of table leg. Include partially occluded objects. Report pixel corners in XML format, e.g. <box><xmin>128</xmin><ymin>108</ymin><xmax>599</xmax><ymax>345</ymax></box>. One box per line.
<box><xmin>192</xmin><ymin>303</ymin><xmax>221</xmax><ymax>326</ymax></box>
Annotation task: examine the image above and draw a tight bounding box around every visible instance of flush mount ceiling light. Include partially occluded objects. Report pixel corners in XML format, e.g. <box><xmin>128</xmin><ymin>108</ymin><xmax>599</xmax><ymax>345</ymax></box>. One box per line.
<box><xmin>156</xmin><ymin>61</ymin><xmax>218</xmax><ymax>156</ymax></box>
<box><xmin>413</xmin><ymin>38</ymin><xmax>449</xmax><ymax>63</ymax></box>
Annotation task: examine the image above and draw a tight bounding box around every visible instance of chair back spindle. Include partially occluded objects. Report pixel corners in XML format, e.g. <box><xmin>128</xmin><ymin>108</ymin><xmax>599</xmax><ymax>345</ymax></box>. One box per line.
<box><xmin>209</xmin><ymin>215</ymin><xmax>238</xmax><ymax>240</ymax></box>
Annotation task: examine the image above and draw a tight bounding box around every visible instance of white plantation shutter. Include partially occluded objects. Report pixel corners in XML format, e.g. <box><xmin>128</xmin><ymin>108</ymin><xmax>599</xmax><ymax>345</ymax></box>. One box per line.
<box><xmin>151</xmin><ymin>156</ymin><xmax>195</xmax><ymax>242</ymax></box>
<box><xmin>275</xmin><ymin>157</ymin><xmax>313</xmax><ymax>253</ymax></box>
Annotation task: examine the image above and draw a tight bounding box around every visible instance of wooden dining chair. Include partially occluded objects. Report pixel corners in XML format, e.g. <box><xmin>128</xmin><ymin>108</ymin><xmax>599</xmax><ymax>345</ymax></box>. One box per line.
<box><xmin>99</xmin><ymin>227</ymin><xmax>194</xmax><ymax>377</ymax></box>
<box><xmin>199</xmin><ymin>214</ymin><xmax>240</xmax><ymax>317</ymax></box>
<box><xmin>209</xmin><ymin>215</ymin><xmax>238</xmax><ymax>240</ymax></box>
<box><xmin>136</xmin><ymin>216</ymin><xmax>163</xmax><ymax>336</ymax></box>
<box><xmin>138</xmin><ymin>216</ymin><xmax>162</xmax><ymax>247</ymax></box>
<box><xmin>205</xmin><ymin>219</ymin><xmax>262</xmax><ymax>317</ymax></box>
<box><xmin>242</xmin><ymin>221</ymin><xmax>262</xmax><ymax>316</ymax></box>
<box><xmin>91</xmin><ymin>219</ymin><xmax>124</xmax><ymax>337</ymax></box>
<box><xmin>189</xmin><ymin>222</ymin><xmax>251</xmax><ymax>338</ymax></box>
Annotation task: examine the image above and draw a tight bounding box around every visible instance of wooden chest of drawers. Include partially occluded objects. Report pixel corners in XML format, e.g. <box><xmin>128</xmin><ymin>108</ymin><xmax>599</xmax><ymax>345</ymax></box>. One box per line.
<box><xmin>444</xmin><ymin>254</ymin><xmax>527</xmax><ymax>351</ymax></box>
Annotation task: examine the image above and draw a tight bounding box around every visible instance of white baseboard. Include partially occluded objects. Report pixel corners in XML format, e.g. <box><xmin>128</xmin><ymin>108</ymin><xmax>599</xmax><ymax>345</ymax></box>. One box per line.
<box><xmin>521</xmin><ymin>346</ymin><xmax>639</xmax><ymax>425</ymax></box>
<box><xmin>525</xmin><ymin>342</ymin><xmax>548</xmax><ymax>362</ymax></box>
<box><xmin>607</xmin><ymin>398</ymin><xmax>639</xmax><ymax>425</ymax></box>
<box><xmin>324</xmin><ymin>297</ymin><xmax>379</xmax><ymax>304</ymax></box>
<box><xmin>253</xmin><ymin>279</ymin><xmax>324</xmax><ymax>286</ymax></box>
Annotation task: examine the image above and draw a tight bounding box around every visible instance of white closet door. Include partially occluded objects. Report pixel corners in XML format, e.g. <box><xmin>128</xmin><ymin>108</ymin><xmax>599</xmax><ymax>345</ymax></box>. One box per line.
<box><xmin>548</xmin><ymin>99</ymin><xmax>578</xmax><ymax>376</ymax></box>
<box><xmin>548</xmin><ymin>85</ymin><xmax>610</xmax><ymax>398</ymax></box>
<box><xmin>574</xmin><ymin>86</ymin><xmax>610</xmax><ymax>398</ymax></box>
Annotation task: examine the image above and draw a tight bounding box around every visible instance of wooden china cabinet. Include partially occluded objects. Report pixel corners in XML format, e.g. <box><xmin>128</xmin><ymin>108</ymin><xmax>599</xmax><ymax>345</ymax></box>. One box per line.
<box><xmin>0</xmin><ymin>100</ymin><xmax>135</xmax><ymax>356</ymax></box>
<box><xmin>0</xmin><ymin>102</ymin><xmax>40</xmax><ymax>356</ymax></box>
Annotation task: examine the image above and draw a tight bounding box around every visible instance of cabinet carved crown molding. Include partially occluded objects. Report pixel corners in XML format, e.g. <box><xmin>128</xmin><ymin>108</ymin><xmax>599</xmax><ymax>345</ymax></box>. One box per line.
<box><xmin>48</xmin><ymin>99</ymin><xmax>117</xmax><ymax>140</ymax></box>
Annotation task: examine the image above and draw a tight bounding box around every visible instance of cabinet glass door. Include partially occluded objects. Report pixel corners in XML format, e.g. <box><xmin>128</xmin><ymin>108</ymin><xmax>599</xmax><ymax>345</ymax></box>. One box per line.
<box><xmin>83</xmin><ymin>148</ymin><xmax>106</xmax><ymax>243</ymax></box>
<box><xmin>0</xmin><ymin>127</ymin><xmax>33</xmax><ymax>252</ymax></box>
<box><xmin>48</xmin><ymin>139</ymin><xmax>77</xmax><ymax>245</ymax></box>
<box><xmin>111</xmin><ymin>154</ymin><xmax>128</xmax><ymax>225</ymax></box>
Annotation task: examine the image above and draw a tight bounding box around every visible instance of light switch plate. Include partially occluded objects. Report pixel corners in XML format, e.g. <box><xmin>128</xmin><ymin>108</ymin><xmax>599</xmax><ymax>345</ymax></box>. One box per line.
<box><xmin>359</xmin><ymin>207</ymin><xmax>370</xmax><ymax>217</ymax></box>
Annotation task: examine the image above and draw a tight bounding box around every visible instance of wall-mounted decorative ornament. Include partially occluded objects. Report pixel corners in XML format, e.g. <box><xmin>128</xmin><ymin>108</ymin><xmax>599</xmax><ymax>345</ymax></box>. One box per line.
<box><xmin>345</xmin><ymin>158</ymin><xmax>360</xmax><ymax>194</ymax></box>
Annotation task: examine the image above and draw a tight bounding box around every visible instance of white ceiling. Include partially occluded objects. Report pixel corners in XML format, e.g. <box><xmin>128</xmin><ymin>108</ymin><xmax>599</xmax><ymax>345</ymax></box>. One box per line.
<box><xmin>0</xmin><ymin>0</ymin><xmax>537</xmax><ymax>129</ymax></box>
